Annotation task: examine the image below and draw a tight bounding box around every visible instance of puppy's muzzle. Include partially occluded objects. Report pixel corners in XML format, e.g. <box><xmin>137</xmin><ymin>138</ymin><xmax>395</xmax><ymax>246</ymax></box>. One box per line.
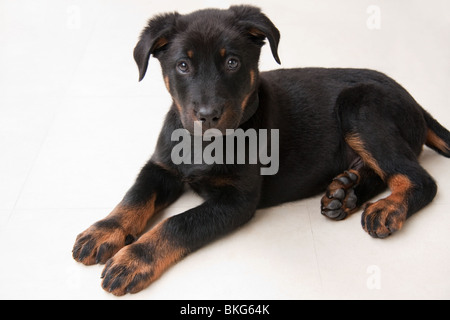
<box><xmin>194</xmin><ymin>105</ymin><xmax>223</xmax><ymax>129</ymax></box>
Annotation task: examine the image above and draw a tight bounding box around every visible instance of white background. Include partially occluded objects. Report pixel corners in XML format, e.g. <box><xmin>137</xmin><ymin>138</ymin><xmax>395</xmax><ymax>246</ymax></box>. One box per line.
<box><xmin>1</xmin><ymin>0</ymin><xmax>449</xmax><ymax>299</ymax></box>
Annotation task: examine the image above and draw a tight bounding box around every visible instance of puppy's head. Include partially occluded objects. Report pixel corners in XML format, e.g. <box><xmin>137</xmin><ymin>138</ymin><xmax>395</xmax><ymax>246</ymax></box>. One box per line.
<box><xmin>134</xmin><ymin>5</ymin><xmax>280</xmax><ymax>135</ymax></box>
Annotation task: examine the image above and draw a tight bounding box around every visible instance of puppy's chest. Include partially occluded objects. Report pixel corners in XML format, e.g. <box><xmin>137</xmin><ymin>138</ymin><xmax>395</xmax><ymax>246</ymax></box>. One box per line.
<box><xmin>177</xmin><ymin>161</ymin><xmax>258</xmax><ymax>197</ymax></box>
<box><xmin>179</xmin><ymin>164</ymin><xmax>231</xmax><ymax>198</ymax></box>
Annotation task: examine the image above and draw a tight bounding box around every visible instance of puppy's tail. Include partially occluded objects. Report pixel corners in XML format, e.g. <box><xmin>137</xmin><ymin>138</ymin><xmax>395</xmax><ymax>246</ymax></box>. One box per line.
<box><xmin>423</xmin><ymin>109</ymin><xmax>450</xmax><ymax>158</ymax></box>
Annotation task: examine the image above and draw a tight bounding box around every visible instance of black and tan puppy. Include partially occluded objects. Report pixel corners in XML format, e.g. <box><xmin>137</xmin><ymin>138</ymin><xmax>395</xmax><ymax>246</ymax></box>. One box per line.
<box><xmin>73</xmin><ymin>5</ymin><xmax>450</xmax><ymax>295</ymax></box>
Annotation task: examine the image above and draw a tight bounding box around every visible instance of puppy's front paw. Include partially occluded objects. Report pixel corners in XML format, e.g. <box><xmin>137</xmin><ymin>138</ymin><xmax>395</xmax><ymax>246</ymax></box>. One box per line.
<box><xmin>321</xmin><ymin>170</ymin><xmax>360</xmax><ymax>220</ymax></box>
<box><xmin>100</xmin><ymin>223</ymin><xmax>188</xmax><ymax>295</ymax></box>
<box><xmin>101</xmin><ymin>243</ymin><xmax>154</xmax><ymax>296</ymax></box>
<box><xmin>72</xmin><ymin>218</ymin><xmax>135</xmax><ymax>265</ymax></box>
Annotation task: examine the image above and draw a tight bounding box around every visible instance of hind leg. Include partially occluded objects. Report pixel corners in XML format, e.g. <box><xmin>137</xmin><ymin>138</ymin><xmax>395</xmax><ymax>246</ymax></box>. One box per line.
<box><xmin>357</xmin><ymin>154</ymin><xmax>437</xmax><ymax>238</ymax></box>
<box><xmin>345</xmin><ymin>127</ymin><xmax>437</xmax><ymax>238</ymax></box>
<box><xmin>336</xmin><ymin>85</ymin><xmax>437</xmax><ymax>238</ymax></box>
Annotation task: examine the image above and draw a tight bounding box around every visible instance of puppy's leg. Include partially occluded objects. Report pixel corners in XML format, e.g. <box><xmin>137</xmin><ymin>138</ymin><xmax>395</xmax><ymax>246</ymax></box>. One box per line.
<box><xmin>100</xmin><ymin>184</ymin><xmax>259</xmax><ymax>296</ymax></box>
<box><xmin>321</xmin><ymin>161</ymin><xmax>387</xmax><ymax>221</ymax></box>
<box><xmin>72</xmin><ymin>161</ymin><xmax>183</xmax><ymax>265</ymax></box>
<box><xmin>336</xmin><ymin>85</ymin><xmax>437</xmax><ymax>238</ymax></box>
<box><xmin>346</xmin><ymin>132</ymin><xmax>437</xmax><ymax>238</ymax></box>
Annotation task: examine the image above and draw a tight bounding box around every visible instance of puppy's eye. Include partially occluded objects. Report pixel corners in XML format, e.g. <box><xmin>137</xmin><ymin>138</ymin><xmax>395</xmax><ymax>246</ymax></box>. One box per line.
<box><xmin>177</xmin><ymin>61</ymin><xmax>190</xmax><ymax>74</ymax></box>
<box><xmin>226</xmin><ymin>58</ymin><xmax>240</xmax><ymax>72</ymax></box>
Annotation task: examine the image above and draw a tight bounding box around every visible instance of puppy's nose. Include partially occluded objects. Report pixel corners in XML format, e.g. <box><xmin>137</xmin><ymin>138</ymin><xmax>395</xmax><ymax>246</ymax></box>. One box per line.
<box><xmin>196</xmin><ymin>106</ymin><xmax>222</xmax><ymax>128</ymax></box>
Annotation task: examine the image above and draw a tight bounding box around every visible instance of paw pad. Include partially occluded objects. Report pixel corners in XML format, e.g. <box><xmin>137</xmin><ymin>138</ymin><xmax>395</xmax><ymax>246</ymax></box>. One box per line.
<box><xmin>321</xmin><ymin>170</ymin><xmax>360</xmax><ymax>220</ymax></box>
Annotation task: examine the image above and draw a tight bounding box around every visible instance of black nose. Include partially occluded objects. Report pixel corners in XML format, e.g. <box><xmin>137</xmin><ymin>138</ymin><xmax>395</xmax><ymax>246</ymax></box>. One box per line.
<box><xmin>196</xmin><ymin>106</ymin><xmax>222</xmax><ymax>128</ymax></box>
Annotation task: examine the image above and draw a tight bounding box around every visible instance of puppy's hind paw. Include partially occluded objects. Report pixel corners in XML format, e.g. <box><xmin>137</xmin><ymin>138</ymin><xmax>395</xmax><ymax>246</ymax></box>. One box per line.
<box><xmin>321</xmin><ymin>170</ymin><xmax>360</xmax><ymax>220</ymax></box>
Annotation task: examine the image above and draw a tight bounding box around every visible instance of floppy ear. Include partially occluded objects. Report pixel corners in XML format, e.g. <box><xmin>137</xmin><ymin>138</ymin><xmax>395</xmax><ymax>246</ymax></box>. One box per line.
<box><xmin>133</xmin><ymin>12</ymin><xmax>179</xmax><ymax>81</ymax></box>
<box><xmin>230</xmin><ymin>5</ymin><xmax>281</xmax><ymax>64</ymax></box>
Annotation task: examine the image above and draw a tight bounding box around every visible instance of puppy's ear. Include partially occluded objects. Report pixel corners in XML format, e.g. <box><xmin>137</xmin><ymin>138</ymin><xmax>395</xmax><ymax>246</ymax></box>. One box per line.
<box><xmin>230</xmin><ymin>5</ymin><xmax>281</xmax><ymax>64</ymax></box>
<box><xmin>134</xmin><ymin>12</ymin><xmax>179</xmax><ymax>81</ymax></box>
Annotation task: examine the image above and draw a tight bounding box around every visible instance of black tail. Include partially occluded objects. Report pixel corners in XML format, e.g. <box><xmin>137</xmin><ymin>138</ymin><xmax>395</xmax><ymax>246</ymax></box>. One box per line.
<box><xmin>423</xmin><ymin>110</ymin><xmax>450</xmax><ymax>158</ymax></box>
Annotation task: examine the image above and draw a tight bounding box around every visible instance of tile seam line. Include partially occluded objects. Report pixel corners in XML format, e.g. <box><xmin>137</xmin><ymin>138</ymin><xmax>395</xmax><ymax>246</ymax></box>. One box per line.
<box><xmin>306</xmin><ymin>205</ymin><xmax>324</xmax><ymax>295</ymax></box>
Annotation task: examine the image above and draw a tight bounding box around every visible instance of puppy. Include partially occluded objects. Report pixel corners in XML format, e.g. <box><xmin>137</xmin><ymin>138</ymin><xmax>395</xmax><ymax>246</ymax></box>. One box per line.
<box><xmin>73</xmin><ymin>5</ymin><xmax>450</xmax><ymax>295</ymax></box>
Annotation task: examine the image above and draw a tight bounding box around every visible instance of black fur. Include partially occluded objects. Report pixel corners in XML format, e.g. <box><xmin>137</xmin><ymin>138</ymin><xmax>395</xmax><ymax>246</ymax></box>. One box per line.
<box><xmin>73</xmin><ymin>5</ymin><xmax>450</xmax><ymax>295</ymax></box>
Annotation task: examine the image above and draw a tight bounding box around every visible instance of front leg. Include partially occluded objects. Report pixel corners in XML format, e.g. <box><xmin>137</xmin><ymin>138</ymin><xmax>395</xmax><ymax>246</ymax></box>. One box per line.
<box><xmin>72</xmin><ymin>161</ymin><xmax>183</xmax><ymax>265</ymax></box>
<box><xmin>101</xmin><ymin>184</ymin><xmax>259</xmax><ymax>295</ymax></box>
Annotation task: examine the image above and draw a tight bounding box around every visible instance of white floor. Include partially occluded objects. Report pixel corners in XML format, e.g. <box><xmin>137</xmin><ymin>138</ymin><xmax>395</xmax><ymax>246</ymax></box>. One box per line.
<box><xmin>1</xmin><ymin>0</ymin><xmax>449</xmax><ymax>300</ymax></box>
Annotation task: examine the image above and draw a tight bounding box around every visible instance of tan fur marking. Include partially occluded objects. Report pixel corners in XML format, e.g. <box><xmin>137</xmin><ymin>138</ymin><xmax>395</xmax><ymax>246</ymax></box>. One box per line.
<box><xmin>345</xmin><ymin>133</ymin><xmax>386</xmax><ymax>181</ymax></box>
<box><xmin>387</xmin><ymin>174</ymin><xmax>413</xmax><ymax>204</ymax></box>
<box><xmin>240</xmin><ymin>71</ymin><xmax>257</xmax><ymax>110</ymax></box>
<box><xmin>426</xmin><ymin>129</ymin><xmax>449</xmax><ymax>153</ymax></box>
<box><xmin>249</xmin><ymin>70</ymin><xmax>256</xmax><ymax>87</ymax></box>
<box><xmin>103</xmin><ymin>220</ymin><xmax>188</xmax><ymax>295</ymax></box>
<box><xmin>173</xmin><ymin>99</ymin><xmax>183</xmax><ymax>115</ymax></box>
<box><xmin>209</xmin><ymin>176</ymin><xmax>237</xmax><ymax>188</ymax></box>
<box><xmin>248</xmin><ymin>27</ymin><xmax>265</xmax><ymax>37</ymax></box>
<box><xmin>362</xmin><ymin>174</ymin><xmax>412</xmax><ymax>236</ymax></box>
<box><xmin>109</xmin><ymin>194</ymin><xmax>157</xmax><ymax>236</ymax></box>
<box><xmin>74</xmin><ymin>194</ymin><xmax>159</xmax><ymax>265</ymax></box>
<box><xmin>153</xmin><ymin>37</ymin><xmax>168</xmax><ymax>51</ymax></box>
<box><xmin>220</xmin><ymin>48</ymin><xmax>226</xmax><ymax>57</ymax></box>
<box><xmin>164</xmin><ymin>75</ymin><xmax>170</xmax><ymax>92</ymax></box>
<box><xmin>187</xmin><ymin>50</ymin><xmax>194</xmax><ymax>58</ymax></box>
<box><xmin>241</xmin><ymin>92</ymin><xmax>252</xmax><ymax>111</ymax></box>
<box><xmin>138</xmin><ymin>221</ymin><xmax>187</xmax><ymax>281</ymax></box>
